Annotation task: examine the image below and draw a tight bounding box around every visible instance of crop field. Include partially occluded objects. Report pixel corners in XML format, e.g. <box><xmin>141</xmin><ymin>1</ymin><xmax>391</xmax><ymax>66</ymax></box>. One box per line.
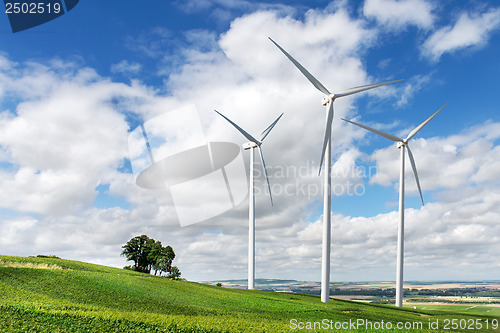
<box><xmin>1</xmin><ymin>255</ymin><xmax>499</xmax><ymax>332</ymax></box>
<box><xmin>405</xmin><ymin>303</ymin><xmax>500</xmax><ymax>317</ymax></box>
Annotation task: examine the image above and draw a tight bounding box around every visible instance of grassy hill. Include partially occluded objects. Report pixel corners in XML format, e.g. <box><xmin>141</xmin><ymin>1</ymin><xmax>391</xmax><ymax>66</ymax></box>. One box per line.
<box><xmin>0</xmin><ymin>255</ymin><xmax>498</xmax><ymax>332</ymax></box>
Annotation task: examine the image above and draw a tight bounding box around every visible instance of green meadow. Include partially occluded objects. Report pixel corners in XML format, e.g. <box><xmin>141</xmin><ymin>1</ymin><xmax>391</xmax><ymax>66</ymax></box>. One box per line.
<box><xmin>0</xmin><ymin>255</ymin><xmax>498</xmax><ymax>332</ymax></box>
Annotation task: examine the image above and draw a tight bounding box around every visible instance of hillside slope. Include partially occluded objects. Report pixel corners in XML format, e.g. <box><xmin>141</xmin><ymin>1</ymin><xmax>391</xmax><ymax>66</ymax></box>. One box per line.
<box><xmin>0</xmin><ymin>255</ymin><xmax>498</xmax><ymax>332</ymax></box>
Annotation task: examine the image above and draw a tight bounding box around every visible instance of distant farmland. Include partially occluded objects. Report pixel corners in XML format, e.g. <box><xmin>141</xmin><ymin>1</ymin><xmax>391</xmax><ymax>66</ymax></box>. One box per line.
<box><xmin>206</xmin><ymin>279</ymin><xmax>500</xmax><ymax>317</ymax></box>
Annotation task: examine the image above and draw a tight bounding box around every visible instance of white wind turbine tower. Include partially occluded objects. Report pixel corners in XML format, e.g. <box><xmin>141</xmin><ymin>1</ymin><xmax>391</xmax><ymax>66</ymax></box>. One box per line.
<box><xmin>215</xmin><ymin>110</ymin><xmax>283</xmax><ymax>290</ymax></box>
<box><xmin>342</xmin><ymin>103</ymin><xmax>447</xmax><ymax>307</ymax></box>
<box><xmin>269</xmin><ymin>37</ymin><xmax>402</xmax><ymax>303</ymax></box>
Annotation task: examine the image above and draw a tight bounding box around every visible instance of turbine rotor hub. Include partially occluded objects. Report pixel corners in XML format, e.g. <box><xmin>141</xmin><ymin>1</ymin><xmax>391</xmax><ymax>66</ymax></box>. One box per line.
<box><xmin>321</xmin><ymin>94</ymin><xmax>335</xmax><ymax>106</ymax></box>
<box><xmin>397</xmin><ymin>141</ymin><xmax>406</xmax><ymax>149</ymax></box>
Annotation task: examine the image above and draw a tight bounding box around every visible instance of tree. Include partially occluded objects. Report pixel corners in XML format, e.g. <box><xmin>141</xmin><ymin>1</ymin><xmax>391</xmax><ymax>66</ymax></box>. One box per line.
<box><xmin>121</xmin><ymin>235</ymin><xmax>155</xmax><ymax>273</ymax></box>
<box><xmin>149</xmin><ymin>240</ymin><xmax>164</xmax><ymax>275</ymax></box>
<box><xmin>121</xmin><ymin>235</ymin><xmax>180</xmax><ymax>277</ymax></box>
<box><xmin>152</xmin><ymin>245</ymin><xmax>175</xmax><ymax>276</ymax></box>
<box><xmin>167</xmin><ymin>266</ymin><xmax>181</xmax><ymax>279</ymax></box>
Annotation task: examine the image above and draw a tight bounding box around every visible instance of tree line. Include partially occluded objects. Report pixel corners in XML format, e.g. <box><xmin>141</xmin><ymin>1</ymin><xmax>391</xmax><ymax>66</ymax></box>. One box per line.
<box><xmin>121</xmin><ymin>235</ymin><xmax>181</xmax><ymax>279</ymax></box>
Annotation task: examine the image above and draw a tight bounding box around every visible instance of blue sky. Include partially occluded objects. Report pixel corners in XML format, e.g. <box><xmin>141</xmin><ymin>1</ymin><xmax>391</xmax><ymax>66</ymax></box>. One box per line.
<box><xmin>1</xmin><ymin>0</ymin><xmax>500</xmax><ymax>283</ymax></box>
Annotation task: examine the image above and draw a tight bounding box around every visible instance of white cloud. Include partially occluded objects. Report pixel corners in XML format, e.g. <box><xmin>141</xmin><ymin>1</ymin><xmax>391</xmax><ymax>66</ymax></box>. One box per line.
<box><xmin>395</xmin><ymin>74</ymin><xmax>432</xmax><ymax>107</ymax></box>
<box><xmin>422</xmin><ymin>8</ymin><xmax>500</xmax><ymax>61</ymax></box>
<box><xmin>363</xmin><ymin>0</ymin><xmax>435</xmax><ymax>29</ymax></box>
<box><xmin>0</xmin><ymin>59</ymin><xmax>159</xmax><ymax>215</ymax></box>
<box><xmin>125</xmin><ymin>27</ymin><xmax>174</xmax><ymax>59</ymax></box>
<box><xmin>173</xmin><ymin>0</ymin><xmax>298</xmax><ymax>21</ymax></box>
<box><xmin>0</xmin><ymin>56</ymin><xmax>188</xmax><ymax>270</ymax></box>
<box><xmin>369</xmin><ymin>121</ymin><xmax>500</xmax><ymax>195</ymax></box>
<box><xmin>111</xmin><ymin>60</ymin><xmax>142</xmax><ymax>74</ymax></box>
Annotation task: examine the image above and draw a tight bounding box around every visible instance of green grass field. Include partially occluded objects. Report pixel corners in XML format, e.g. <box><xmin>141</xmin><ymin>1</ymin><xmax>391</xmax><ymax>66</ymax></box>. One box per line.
<box><xmin>0</xmin><ymin>255</ymin><xmax>499</xmax><ymax>332</ymax></box>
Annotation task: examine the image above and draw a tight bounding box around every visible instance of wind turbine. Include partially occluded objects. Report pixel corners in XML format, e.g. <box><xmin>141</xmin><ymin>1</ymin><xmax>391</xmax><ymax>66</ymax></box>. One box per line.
<box><xmin>215</xmin><ymin>110</ymin><xmax>283</xmax><ymax>290</ymax></box>
<box><xmin>342</xmin><ymin>103</ymin><xmax>447</xmax><ymax>307</ymax></box>
<box><xmin>269</xmin><ymin>37</ymin><xmax>403</xmax><ymax>303</ymax></box>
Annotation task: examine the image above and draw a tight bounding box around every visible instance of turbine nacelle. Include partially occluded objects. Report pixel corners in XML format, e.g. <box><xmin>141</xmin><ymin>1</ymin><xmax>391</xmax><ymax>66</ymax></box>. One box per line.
<box><xmin>397</xmin><ymin>140</ymin><xmax>407</xmax><ymax>148</ymax></box>
<box><xmin>243</xmin><ymin>141</ymin><xmax>259</xmax><ymax>150</ymax></box>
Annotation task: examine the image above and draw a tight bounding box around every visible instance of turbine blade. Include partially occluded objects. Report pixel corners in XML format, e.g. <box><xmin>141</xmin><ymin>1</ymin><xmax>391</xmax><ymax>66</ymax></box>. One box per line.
<box><xmin>318</xmin><ymin>101</ymin><xmax>334</xmax><ymax>175</ymax></box>
<box><xmin>341</xmin><ymin>118</ymin><xmax>403</xmax><ymax>142</ymax></box>
<box><xmin>258</xmin><ymin>146</ymin><xmax>273</xmax><ymax>206</ymax></box>
<box><xmin>335</xmin><ymin>79</ymin><xmax>404</xmax><ymax>98</ymax></box>
<box><xmin>406</xmin><ymin>103</ymin><xmax>447</xmax><ymax>141</ymax></box>
<box><xmin>214</xmin><ymin>110</ymin><xmax>260</xmax><ymax>144</ymax></box>
<box><xmin>268</xmin><ymin>37</ymin><xmax>330</xmax><ymax>95</ymax></box>
<box><xmin>406</xmin><ymin>144</ymin><xmax>424</xmax><ymax>206</ymax></box>
<box><xmin>260</xmin><ymin>113</ymin><xmax>284</xmax><ymax>142</ymax></box>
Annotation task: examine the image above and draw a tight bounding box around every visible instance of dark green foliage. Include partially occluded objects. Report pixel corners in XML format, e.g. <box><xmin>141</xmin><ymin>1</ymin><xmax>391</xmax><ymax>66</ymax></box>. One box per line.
<box><xmin>331</xmin><ymin>288</ymin><xmax>396</xmax><ymax>297</ymax></box>
<box><xmin>121</xmin><ymin>235</ymin><xmax>155</xmax><ymax>273</ymax></box>
<box><xmin>35</xmin><ymin>255</ymin><xmax>61</xmax><ymax>259</ymax></box>
<box><xmin>167</xmin><ymin>266</ymin><xmax>181</xmax><ymax>280</ymax></box>
<box><xmin>152</xmin><ymin>244</ymin><xmax>175</xmax><ymax>276</ymax></box>
<box><xmin>121</xmin><ymin>235</ymin><xmax>179</xmax><ymax>277</ymax></box>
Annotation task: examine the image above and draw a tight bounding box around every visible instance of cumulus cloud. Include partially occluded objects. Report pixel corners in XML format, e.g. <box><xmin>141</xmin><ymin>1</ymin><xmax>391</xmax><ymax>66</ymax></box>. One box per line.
<box><xmin>0</xmin><ymin>64</ymin><xmax>134</xmax><ymax>214</ymax></box>
<box><xmin>422</xmin><ymin>8</ymin><xmax>500</xmax><ymax>61</ymax></box>
<box><xmin>363</xmin><ymin>0</ymin><xmax>435</xmax><ymax>29</ymax></box>
<box><xmin>369</xmin><ymin>121</ymin><xmax>500</xmax><ymax>194</ymax></box>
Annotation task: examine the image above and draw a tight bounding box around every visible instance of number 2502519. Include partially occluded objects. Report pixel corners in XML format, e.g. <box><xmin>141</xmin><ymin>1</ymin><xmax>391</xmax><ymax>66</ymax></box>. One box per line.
<box><xmin>5</xmin><ymin>2</ymin><xmax>62</xmax><ymax>14</ymax></box>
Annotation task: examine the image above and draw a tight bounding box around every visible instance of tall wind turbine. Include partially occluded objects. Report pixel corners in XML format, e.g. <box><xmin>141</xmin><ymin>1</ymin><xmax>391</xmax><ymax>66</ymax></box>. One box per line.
<box><xmin>342</xmin><ymin>104</ymin><xmax>447</xmax><ymax>307</ymax></box>
<box><xmin>215</xmin><ymin>110</ymin><xmax>283</xmax><ymax>290</ymax></box>
<box><xmin>269</xmin><ymin>37</ymin><xmax>403</xmax><ymax>303</ymax></box>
